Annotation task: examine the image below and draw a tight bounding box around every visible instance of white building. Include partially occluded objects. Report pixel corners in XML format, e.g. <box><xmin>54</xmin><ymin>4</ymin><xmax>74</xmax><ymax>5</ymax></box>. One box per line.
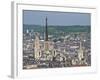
<box><xmin>34</xmin><ymin>32</ymin><xmax>41</xmax><ymax>60</ymax></box>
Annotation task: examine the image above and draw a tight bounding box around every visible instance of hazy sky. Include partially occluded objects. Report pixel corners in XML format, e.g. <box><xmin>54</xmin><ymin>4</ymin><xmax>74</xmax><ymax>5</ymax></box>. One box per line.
<box><xmin>23</xmin><ymin>10</ymin><xmax>91</xmax><ymax>26</ymax></box>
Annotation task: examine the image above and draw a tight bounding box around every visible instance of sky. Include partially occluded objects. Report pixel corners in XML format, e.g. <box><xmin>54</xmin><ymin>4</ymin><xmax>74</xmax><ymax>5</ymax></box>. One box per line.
<box><xmin>23</xmin><ymin>10</ymin><xmax>91</xmax><ymax>26</ymax></box>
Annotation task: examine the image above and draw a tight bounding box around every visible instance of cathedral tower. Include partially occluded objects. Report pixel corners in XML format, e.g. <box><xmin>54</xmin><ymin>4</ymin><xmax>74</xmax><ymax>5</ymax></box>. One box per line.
<box><xmin>34</xmin><ymin>32</ymin><xmax>40</xmax><ymax>59</ymax></box>
<box><xmin>44</xmin><ymin>17</ymin><xmax>49</xmax><ymax>50</ymax></box>
<box><xmin>78</xmin><ymin>41</ymin><xmax>84</xmax><ymax>62</ymax></box>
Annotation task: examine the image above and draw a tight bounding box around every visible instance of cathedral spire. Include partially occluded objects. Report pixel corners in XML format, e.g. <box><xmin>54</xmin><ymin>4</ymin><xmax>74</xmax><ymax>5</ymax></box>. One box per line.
<box><xmin>45</xmin><ymin>17</ymin><xmax>48</xmax><ymax>41</ymax></box>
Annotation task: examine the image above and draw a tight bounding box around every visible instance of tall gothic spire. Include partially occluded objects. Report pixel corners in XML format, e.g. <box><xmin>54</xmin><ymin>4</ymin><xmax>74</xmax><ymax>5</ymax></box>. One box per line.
<box><xmin>45</xmin><ymin>17</ymin><xmax>48</xmax><ymax>41</ymax></box>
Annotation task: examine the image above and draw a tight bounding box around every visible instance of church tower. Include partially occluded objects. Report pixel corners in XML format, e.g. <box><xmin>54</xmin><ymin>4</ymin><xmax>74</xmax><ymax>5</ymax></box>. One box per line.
<box><xmin>78</xmin><ymin>41</ymin><xmax>84</xmax><ymax>62</ymax></box>
<box><xmin>44</xmin><ymin>17</ymin><xmax>49</xmax><ymax>50</ymax></box>
<box><xmin>34</xmin><ymin>32</ymin><xmax>40</xmax><ymax>60</ymax></box>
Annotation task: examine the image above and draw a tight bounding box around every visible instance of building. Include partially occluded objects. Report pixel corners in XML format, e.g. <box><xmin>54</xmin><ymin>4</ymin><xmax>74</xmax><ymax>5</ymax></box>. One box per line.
<box><xmin>78</xmin><ymin>41</ymin><xmax>84</xmax><ymax>64</ymax></box>
<box><xmin>34</xmin><ymin>32</ymin><xmax>41</xmax><ymax>60</ymax></box>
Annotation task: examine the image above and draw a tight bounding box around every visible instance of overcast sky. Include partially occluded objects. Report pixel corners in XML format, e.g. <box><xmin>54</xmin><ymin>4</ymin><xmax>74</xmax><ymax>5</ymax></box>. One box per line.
<box><xmin>23</xmin><ymin>10</ymin><xmax>91</xmax><ymax>26</ymax></box>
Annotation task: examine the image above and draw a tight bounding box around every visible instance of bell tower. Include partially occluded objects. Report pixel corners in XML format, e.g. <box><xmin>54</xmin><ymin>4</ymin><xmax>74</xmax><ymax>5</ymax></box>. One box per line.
<box><xmin>78</xmin><ymin>41</ymin><xmax>84</xmax><ymax>64</ymax></box>
<box><xmin>34</xmin><ymin>32</ymin><xmax>40</xmax><ymax>59</ymax></box>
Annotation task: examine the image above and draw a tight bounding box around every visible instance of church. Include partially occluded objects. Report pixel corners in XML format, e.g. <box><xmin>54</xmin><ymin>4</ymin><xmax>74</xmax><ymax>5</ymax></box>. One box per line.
<box><xmin>33</xmin><ymin>17</ymin><xmax>87</xmax><ymax>67</ymax></box>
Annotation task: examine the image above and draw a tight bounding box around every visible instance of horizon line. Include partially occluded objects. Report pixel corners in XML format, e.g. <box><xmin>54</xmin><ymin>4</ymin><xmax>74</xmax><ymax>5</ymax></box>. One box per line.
<box><xmin>23</xmin><ymin>24</ymin><xmax>91</xmax><ymax>26</ymax></box>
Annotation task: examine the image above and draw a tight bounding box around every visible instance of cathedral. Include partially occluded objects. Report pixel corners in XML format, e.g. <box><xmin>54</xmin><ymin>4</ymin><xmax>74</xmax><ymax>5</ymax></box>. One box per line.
<box><xmin>33</xmin><ymin>17</ymin><xmax>87</xmax><ymax>67</ymax></box>
<box><xmin>34</xmin><ymin>17</ymin><xmax>56</xmax><ymax>61</ymax></box>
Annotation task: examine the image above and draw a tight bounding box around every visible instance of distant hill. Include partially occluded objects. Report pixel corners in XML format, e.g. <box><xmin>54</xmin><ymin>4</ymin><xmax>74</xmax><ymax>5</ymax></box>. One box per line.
<box><xmin>23</xmin><ymin>24</ymin><xmax>91</xmax><ymax>35</ymax></box>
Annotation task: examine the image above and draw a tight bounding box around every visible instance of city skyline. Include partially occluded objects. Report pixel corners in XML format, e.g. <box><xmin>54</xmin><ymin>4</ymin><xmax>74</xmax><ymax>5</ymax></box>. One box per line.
<box><xmin>23</xmin><ymin>10</ymin><xmax>91</xmax><ymax>69</ymax></box>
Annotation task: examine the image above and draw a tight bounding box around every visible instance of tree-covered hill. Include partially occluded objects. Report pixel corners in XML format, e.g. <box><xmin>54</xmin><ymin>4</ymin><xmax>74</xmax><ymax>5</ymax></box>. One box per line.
<box><xmin>23</xmin><ymin>24</ymin><xmax>90</xmax><ymax>34</ymax></box>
